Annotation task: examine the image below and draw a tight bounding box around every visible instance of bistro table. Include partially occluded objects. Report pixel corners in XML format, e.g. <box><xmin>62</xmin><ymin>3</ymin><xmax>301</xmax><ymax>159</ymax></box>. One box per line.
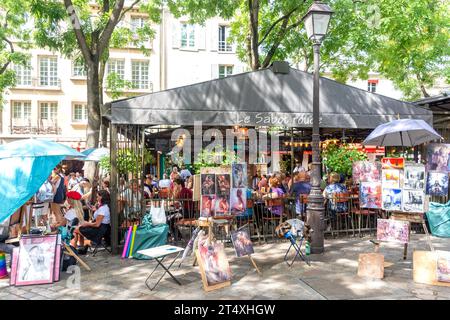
<box><xmin>137</xmin><ymin>245</ymin><xmax>184</xmax><ymax>291</ymax></box>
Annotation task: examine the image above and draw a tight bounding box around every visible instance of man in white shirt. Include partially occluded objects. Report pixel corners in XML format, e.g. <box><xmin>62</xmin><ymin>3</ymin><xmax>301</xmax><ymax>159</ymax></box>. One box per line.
<box><xmin>180</xmin><ymin>165</ymin><xmax>192</xmax><ymax>182</ymax></box>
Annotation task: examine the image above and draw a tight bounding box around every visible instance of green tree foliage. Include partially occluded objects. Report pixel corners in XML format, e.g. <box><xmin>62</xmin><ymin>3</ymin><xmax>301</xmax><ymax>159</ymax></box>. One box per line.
<box><xmin>322</xmin><ymin>143</ymin><xmax>367</xmax><ymax>176</ymax></box>
<box><xmin>99</xmin><ymin>148</ymin><xmax>155</xmax><ymax>175</ymax></box>
<box><xmin>192</xmin><ymin>148</ymin><xmax>238</xmax><ymax>174</ymax></box>
<box><xmin>0</xmin><ymin>0</ymin><xmax>32</xmax><ymax>105</ymax></box>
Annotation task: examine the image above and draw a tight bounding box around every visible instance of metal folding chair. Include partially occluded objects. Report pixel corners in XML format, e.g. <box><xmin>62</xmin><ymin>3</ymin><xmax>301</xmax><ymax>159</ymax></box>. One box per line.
<box><xmin>282</xmin><ymin>219</ymin><xmax>310</xmax><ymax>267</ymax></box>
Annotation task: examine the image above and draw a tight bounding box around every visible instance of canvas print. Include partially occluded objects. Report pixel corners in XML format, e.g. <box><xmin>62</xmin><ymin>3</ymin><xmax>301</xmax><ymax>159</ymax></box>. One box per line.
<box><xmin>404</xmin><ymin>165</ymin><xmax>426</xmax><ymax>190</ymax></box>
<box><xmin>201</xmin><ymin>174</ymin><xmax>216</xmax><ymax>195</ymax></box>
<box><xmin>215</xmin><ymin>174</ymin><xmax>231</xmax><ymax>196</ymax></box>
<box><xmin>232</xmin><ymin>163</ymin><xmax>247</xmax><ymax>188</ymax></box>
<box><xmin>197</xmin><ymin>235</ymin><xmax>232</xmax><ymax>286</ymax></box>
<box><xmin>427</xmin><ymin>144</ymin><xmax>450</xmax><ymax>172</ymax></box>
<box><xmin>201</xmin><ymin>195</ymin><xmax>216</xmax><ymax>217</ymax></box>
<box><xmin>381</xmin><ymin>157</ymin><xmax>405</xmax><ymax>170</ymax></box>
<box><xmin>402</xmin><ymin>189</ymin><xmax>425</xmax><ymax>213</ymax></box>
<box><xmin>15</xmin><ymin>235</ymin><xmax>57</xmax><ymax>286</ymax></box>
<box><xmin>352</xmin><ymin>161</ymin><xmax>381</xmax><ymax>183</ymax></box>
<box><xmin>215</xmin><ymin>195</ymin><xmax>230</xmax><ymax>215</ymax></box>
<box><xmin>10</xmin><ymin>247</ymin><xmax>19</xmax><ymax>286</ymax></box>
<box><xmin>437</xmin><ymin>251</ymin><xmax>450</xmax><ymax>283</ymax></box>
<box><xmin>231</xmin><ymin>228</ymin><xmax>254</xmax><ymax>257</ymax></box>
<box><xmin>377</xmin><ymin>219</ymin><xmax>410</xmax><ymax>244</ymax></box>
<box><xmin>230</xmin><ymin>188</ymin><xmax>247</xmax><ymax>215</ymax></box>
<box><xmin>382</xmin><ymin>188</ymin><xmax>402</xmax><ymax>211</ymax></box>
<box><xmin>426</xmin><ymin>171</ymin><xmax>449</xmax><ymax>196</ymax></box>
<box><xmin>382</xmin><ymin>169</ymin><xmax>401</xmax><ymax>188</ymax></box>
<box><xmin>359</xmin><ymin>182</ymin><xmax>382</xmax><ymax>209</ymax></box>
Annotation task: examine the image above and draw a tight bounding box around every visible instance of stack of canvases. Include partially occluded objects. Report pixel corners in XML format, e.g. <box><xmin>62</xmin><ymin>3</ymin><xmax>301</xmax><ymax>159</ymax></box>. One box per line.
<box><xmin>9</xmin><ymin>234</ymin><xmax>62</xmax><ymax>286</ymax></box>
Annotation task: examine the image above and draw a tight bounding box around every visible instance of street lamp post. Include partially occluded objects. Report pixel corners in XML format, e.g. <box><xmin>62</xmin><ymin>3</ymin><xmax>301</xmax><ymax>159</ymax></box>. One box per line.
<box><xmin>304</xmin><ymin>1</ymin><xmax>333</xmax><ymax>254</ymax></box>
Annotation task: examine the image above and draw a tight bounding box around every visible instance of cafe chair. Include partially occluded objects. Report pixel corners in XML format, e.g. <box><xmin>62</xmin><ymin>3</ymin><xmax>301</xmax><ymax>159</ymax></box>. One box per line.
<box><xmin>262</xmin><ymin>196</ymin><xmax>286</xmax><ymax>242</ymax></box>
<box><xmin>90</xmin><ymin>225</ymin><xmax>112</xmax><ymax>256</ymax></box>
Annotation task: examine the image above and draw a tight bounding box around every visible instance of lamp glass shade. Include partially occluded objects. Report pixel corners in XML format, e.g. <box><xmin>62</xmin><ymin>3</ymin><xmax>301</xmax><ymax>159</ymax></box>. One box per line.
<box><xmin>303</xmin><ymin>2</ymin><xmax>333</xmax><ymax>42</ymax></box>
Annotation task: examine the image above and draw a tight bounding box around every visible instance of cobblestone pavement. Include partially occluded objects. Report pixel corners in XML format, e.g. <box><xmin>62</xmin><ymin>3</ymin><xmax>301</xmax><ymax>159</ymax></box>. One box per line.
<box><xmin>1</xmin><ymin>234</ymin><xmax>450</xmax><ymax>300</ymax></box>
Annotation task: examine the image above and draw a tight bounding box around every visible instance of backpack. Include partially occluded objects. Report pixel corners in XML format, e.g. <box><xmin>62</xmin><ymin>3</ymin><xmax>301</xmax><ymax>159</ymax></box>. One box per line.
<box><xmin>53</xmin><ymin>174</ymin><xmax>67</xmax><ymax>203</ymax></box>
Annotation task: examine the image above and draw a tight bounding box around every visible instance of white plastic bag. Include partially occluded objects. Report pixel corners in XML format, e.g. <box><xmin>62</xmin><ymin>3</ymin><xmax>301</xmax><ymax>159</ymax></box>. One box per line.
<box><xmin>151</xmin><ymin>200</ymin><xmax>166</xmax><ymax>225</ymax></box>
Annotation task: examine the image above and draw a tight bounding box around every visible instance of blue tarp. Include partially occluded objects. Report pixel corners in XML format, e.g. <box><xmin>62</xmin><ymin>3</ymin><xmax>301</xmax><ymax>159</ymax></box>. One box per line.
<box><xmin>0</xmin><ymin>156</ymin><xmax>63</xmax><ymax>223</ymax></box>
<box><xmin>0</xmin><ymin>139</ymin><xmax>85</xmax><ymax>223</ymax></box>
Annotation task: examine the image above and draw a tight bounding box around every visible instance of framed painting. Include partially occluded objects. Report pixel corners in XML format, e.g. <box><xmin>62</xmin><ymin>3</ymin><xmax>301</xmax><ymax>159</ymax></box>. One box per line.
<box><xmin>196</xmin><ymin>234</ymin><xmax>232</xmax><ymax>292</ymax></box>
<box><xmin>201</xmin><ymin>174</ymin><xmax>216</xmax><ymax>195</ymax></box>
<box><xmin>232</xmin><ymin>163</ymin><xmax>247</xmax><ymax>188</ymax></box>
<box><xmin>230</xmin><ymin>188</ymin><xmax>247</xmax><ymax>215</ymax></box>
<box><xmin>15</xmin><ymin>234</ymin><xmax>58</xmax><ymax>286</ymax></box>
<box><xmin>381</xmin><ymin>157</ymin><xmax>405</xmax><ymax>170</ymax></box>
<box><xmin>402</xmin><ymin>189</ymin><xmax>425</xmax><ymax>213</ymax></box>
<box><xmin>404</xmin><ymin>165</ymin><xmax>426</xmax><ymax>190</ymax></box>
<box><xmin>426</xmin><ymin>144</ymin><xmax>450</xmax><ymax>172</ymax></box>
<box><xmin>437</xmin><ymin>251</ymin><xmax>450</xmax><ymax>283</ymax></box>
<box><xmin>352</xmin><ymin>161</ymin><xmax>381</xmax><ymax>183</ymax></box>
<box><xmin>382</xmin><ymin>188</ymin><xmax>402</xmax><ymax>211</ymax></box>
<box><xmin>359</xmin><ymin>182</ymin><xmax>382</xmax><ymax>209</ymax></box>
<box><xmin>376</xmin><ymin>219</ymin><xmax>410</xmax><ymax>244</ymax></box>
<box><xmin>200</xmin><ymin>195</ymin><xmax>216</xmax><ymax>218</ymax></box>
<box><xmin>382</xmin><ymin>169</ymin><xmax>401</xmax><ymax>188</ymax></box>
<box><xmin>426</xmin><ymin>171</ymin><xmax>449</xmax><ymax>196</ymax></box>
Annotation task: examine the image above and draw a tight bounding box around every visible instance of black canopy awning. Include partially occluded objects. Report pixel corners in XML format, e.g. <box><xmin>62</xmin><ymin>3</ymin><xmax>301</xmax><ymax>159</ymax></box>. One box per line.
<box><xmin>104</xmin><ymin>65</ymin><xmax>433</xmax><ymax>128</ymax></box>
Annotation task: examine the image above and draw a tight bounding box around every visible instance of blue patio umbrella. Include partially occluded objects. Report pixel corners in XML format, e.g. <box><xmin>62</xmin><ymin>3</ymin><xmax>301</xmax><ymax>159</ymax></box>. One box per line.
<box><xmin>0</xmin><ymin>138</ymin><xmax>86</xmax><ymax>223</ymax></box>
<box><xmin>81</xmin><ymin>147</ymin><xmax>109</xmax><ymax>162</ymax></box>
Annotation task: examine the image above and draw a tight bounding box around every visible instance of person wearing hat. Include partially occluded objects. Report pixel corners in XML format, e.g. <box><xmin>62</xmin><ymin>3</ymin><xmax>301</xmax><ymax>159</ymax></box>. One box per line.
<box><xmin>51</xmin><ymin>191</ymin><xmax>85</xmax><ymax>231</ymax></box>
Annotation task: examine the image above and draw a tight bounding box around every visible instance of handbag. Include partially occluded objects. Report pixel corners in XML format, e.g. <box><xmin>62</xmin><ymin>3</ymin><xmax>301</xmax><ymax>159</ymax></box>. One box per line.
<box><xmin>150</xmin><ymin>200</ymin><xmax>167</xmax><ymax>225</ymax></box>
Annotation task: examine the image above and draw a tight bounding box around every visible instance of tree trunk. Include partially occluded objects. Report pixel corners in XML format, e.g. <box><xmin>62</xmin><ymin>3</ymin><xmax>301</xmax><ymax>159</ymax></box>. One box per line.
<box><xmin>420</xmin><ymin>83</ymin><xmax>430</xmax><ymax>98</ymax></box>
<box><xmin>85</xmin><ymin>59</ymin><xmax>101</xmax><ymax>183</ymax></box>
<box><xmin>99</xmin><ymin>60</ymin><xmax>108</xmax><ymax>148</ymax></box>
<box><xmin>249</xmin><ymin>0</ymin><xmax>260</xmax><ymax>70</ymax></box>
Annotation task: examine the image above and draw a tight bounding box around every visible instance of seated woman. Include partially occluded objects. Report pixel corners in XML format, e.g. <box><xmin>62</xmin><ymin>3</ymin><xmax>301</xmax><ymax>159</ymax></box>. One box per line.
<box><xmin>73</xmin><ymin>190</ymin><xmax>111</xmax><ymax>252</ymax></box>
<box><xmin>52</xmin><ymin>191</ymin><xmax>85</xmax><ymax>230</ymax></box>
<box><xmin>262</xmin><ymin>177</ymin><xmax>285</xmax><ymax>216</ymax></box>
<box><xmin>290</xmin><ymin>172</ymin><xmax>312</xmax><ymax>218</ymax></box>
<box><xmin>323</xmin><ymin>172</ymin><xmax>348</xmax><ymax>218</ymax></box>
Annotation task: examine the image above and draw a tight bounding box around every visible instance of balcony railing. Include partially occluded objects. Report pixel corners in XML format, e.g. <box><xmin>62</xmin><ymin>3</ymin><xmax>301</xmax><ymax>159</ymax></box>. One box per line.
<box><xmin>10</xmin><ymin>119</ymin><xmax>61</xmax><ymax>135</ymax></box>
<box><xmin>218</xmin><ymin>40</ymin><xmax>233</xmax><ymax>52</ymax></box>
<box><xmin>13</xmin><ymin>77</ymin><xmax>62</xmax><ymax>90</ymax></box>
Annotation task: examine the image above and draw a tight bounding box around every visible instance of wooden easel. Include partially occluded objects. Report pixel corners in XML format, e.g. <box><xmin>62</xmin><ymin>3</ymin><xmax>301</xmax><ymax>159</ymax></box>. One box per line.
<box><xmin>64</xmin><ymin>243</ymin><xmax>91</xmax><ymax>272</ymax></box>
<box><xmin>390</xmin><ymin>212</ymin><xmax>434</xmax><ymax>254</ymax></box>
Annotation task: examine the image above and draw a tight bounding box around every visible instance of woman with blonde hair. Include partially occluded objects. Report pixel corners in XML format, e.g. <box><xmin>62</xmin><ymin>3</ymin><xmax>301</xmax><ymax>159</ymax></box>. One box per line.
<box><xmin>263</xmin><ymin>177</ymin><xmax>285</xmax><ymax>216</ymax></box>
<box><xmin>52</xmin><ymin>191</ymin><xmax>85</xmax><ymax>230</ymax></box>
<box><xmin>323</xmin><ymin>172</ymin><xmax>348</xmax><ymax>217</ymax></box>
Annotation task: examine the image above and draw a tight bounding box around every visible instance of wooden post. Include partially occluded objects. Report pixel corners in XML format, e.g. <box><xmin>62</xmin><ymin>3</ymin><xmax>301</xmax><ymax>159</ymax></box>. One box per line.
<box><xmin>110</xmin><ymin>124</ymin><xmax>119</xmax><ymax>254</ymax></box>
<box><xmin>248</xmin><ymin>255</ymin><xmax>262</xmax><ymax>275</ymax></box>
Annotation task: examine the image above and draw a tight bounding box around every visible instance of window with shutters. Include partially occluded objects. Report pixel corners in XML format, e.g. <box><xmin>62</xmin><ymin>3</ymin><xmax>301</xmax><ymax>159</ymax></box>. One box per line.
<box><xmin>107</xmin><ymin>59</ymin><xmax>125</xmax><ymax>80</ymax></box>
<box><xmin>39</xmin><ymin>57</ymin><xmax>58</xmax><ymax>86</ymax></box>
<box><xmin>13</xmin><ymin>60</ymin><xmax>32</xmax><ymax>86</ymax></box>
<box><xmin>131</xmin><ymin>61</ymin><xmax>149</xmax><ymax>89</ymax></box>
<box><xmin>181</xmin><ymin>24</ymin><xmax>195</xmax><ymax>48</ymax></box>
<box><xmin>219</xmin><ymin>65</ymin><xmax>233</xmax><ymax>78</ymax></box>
<box><xmin>218</xmin><ymin>26</ymin><xmax>232</xmax><ymax>52</ymax></box>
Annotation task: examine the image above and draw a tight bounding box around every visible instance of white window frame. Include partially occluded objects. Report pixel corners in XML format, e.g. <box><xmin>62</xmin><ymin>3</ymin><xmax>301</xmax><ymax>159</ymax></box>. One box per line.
<box><xmin>107</xmin><ymin>59</ymin><xmax>125</xmax><ymax>80</ymax></box>
<box><xmin>72</xmin><ymin>103</ymin><xmax>88</xmax><ymax>123</ymax></box>
<box><xmin>218</xmin><ymin>25</ymin><xmax>232</xmax><ymax>52</ymax></box>
<box><xmin>72</xmin><ymin>59</ymin><xmax>87</xmax><ymax>77</ymax></box>
<box><xmin>219</xmin><ymin>65</ymin><xmax>234</xmax><ymax>78</ymax></box>
<box><xmin>13</xmin><ymin>60</ymin><xmax>32</xmax><ymax>86</ymax></box>
<box><xmin>38</xmin><ymin>56</ymin><xmax>58</xmax><ymax>87</ymax></box>
<box><xmin>11</xmin><ymin>101</ymin><xmax>32</xmax><ymax>123</ymax></box>
<box><xmin>131</xmin><ymin>60</ymin><xmax>149</xmax><ymax>89</ymax></box>
<box><xmin>368</xmin><ymin>82</ymin><xmax>377</xmax><ymax>93</ymax></box>
<box><xmin>39</xmin><ymin>102</ymin><xmax>58</xmax><ymax>122</ymax></box>
<box><xmin>180</xmin><ymin>23</ymin><xmax>196</xmax><ymax>49</ymax></box>
<box><xmin>130</xmin><ymin>16</ymin><xmax>145</xmax><ymax>33</ymax></box>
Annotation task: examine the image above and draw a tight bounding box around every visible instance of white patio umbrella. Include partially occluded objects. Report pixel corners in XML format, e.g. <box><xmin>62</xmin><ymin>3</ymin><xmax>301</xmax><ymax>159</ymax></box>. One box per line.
<box><xmin>81</xmin><ymin>147</ymin><xmax>109</xmax><ymax>162</ymax></box>
<box><xmin>362</xmin><ymin>119</ymin><xmax>443</xmax><ymax>147</ymax></box>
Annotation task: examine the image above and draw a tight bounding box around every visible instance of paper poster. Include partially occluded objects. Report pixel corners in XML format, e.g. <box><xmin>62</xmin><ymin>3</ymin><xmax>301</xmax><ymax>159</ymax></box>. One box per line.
<box><xmin>201</xmin><ymin>174</ymin><xmax>216</xmax><ymax>195</ymax></box>
<box><xmin>230</xmin><ymin>188</ymin><xmax>247</xmax><ymax>215</ymax></box>
<box><xmin>382</xmin><ymin>169</ymin><xmax>401</xmax><ymax>188</ymax></box>
<box><xmin>404</xmin><ymin>164</ymin><xmax>426</xmax><ymax>190</ymax></box>
<box><xmin>402</xmin><ymin>189</ymin><xmax>425</xmax><ymax>213</ymax></box>
<box><xmin>376</xmin><ymin>219</ymin><xmax>410</xmax><ymax>244</ymax></box>
<box><xmin>232</xmin><ymin>163</ymin><xmax>247</xmax><ymax>188</ymax></box>
<box><xmin>437</xmin><ymin>251</ymin><xmax>450</xmax><ymax>283</ymax></box>
<box><xmin>352</xmin><ymin>161</ymin><xmax>381</xmax><ymax>183</ymax></box>
<box><xmin>381</xmin><ymin>157</ymin><xmax>405</xmax><ymax>170</ymax></box>
<box><xmin>427</xmin><ymin>144</ymin><xmax>450</xmax><ymax>172</ymax></box>
<box><xmin>215</xmin><ymin>195</ymin><xmax>230</xmax><ymax>215</ymax></box>
<box><xmin>426</xmin><ymin>171</ymin><xmax>449</xmax><ymax>196</ymax></box>
<box><xmin>382</xmin><ymin>188</ymin><xmax>402</xmax><ymax>211</ymax></box>
<box><xmin>197</xmin><ymin>234</ymin><xmax>232</xmax><ymax>286</ymax></box>
<box><xmin>359</xmin><ymin>182</ymin><xmax>382</xmax><ymax>209</ymax></box>
<box><xmin>215</xmin><ymin>174</ymin><xmax>231</xmax><ymax>196</ymax></box>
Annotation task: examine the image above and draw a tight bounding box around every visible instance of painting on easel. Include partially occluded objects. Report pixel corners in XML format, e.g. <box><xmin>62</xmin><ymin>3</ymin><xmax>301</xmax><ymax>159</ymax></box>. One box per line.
<box><xmin>437</xmin><ymin>251</ymin><xmax>450</xmax><ymax>283</ymax></box>
<box><xmin>196</xmin><ymin>234</ymin><xmax>231</xmax><ymax>292</ymax></box>
<box><xmin>231</xmin><ymin>228</ymin><xmax>254</xmax><ymax>257</ymax></box>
